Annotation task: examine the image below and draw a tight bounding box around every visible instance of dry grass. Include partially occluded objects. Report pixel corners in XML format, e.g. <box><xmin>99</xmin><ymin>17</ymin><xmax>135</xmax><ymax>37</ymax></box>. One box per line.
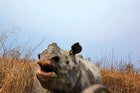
<box><xmin>0</xmin><ymin>56</ymin><xmax>36</xmax><ymax>93</ymax></box>
<box><xmin>101</xmin><ymin>69</ymin><xmax>140</xmax><ymax>93</ymax></box>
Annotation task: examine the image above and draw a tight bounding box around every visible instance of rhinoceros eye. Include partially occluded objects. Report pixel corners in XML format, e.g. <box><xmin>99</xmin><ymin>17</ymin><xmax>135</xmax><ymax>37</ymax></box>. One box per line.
<box><xmin>66</xmin><ymin>61</ymin><xmax>69</xmax><ymax>64</ymax></box>
<box><xmin>38</xmin><ymin>54</ymin><xmax>40</xmax><ymax>59</ymax></box>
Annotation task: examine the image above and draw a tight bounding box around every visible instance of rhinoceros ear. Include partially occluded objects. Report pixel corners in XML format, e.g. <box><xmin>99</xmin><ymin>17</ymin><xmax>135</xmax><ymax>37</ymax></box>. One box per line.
<box><xmin>70</xmin><ymin>42</ymin><xmax>82</xmax><ymax>55</ymax></box>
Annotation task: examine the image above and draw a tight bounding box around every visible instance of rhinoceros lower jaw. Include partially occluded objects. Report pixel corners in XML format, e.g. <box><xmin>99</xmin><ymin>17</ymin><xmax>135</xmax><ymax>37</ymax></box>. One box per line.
<box><xmin>37</xmin><ymin>70</ymin><xmax>56</xmax><ymax>77</ymax></box>
<box><xmin>37</xmin><ymin>65</ymin><xmax>57</xmax><ymax>77</ymax></box>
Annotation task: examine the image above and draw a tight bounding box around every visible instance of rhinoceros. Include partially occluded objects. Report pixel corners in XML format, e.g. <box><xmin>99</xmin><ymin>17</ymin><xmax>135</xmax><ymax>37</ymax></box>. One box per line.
<box><xmin>36</xmin><ymin>42</ymin><xmax>102</xmax><ymax>93</ymax></box>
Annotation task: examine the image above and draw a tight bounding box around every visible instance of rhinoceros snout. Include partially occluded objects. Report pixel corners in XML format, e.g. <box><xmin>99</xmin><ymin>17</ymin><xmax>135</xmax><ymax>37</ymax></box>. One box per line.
<box><xmin>37</xmin><ymin>55</ymin><xmax>60</xmax><ymax>65</ymax></box>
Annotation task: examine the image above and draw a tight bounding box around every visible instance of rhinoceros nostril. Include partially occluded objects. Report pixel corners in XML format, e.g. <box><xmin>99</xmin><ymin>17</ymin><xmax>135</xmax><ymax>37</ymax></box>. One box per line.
<box><xmin>51</xmin><ymin>56</ymin><xmax>60</xmax><ymax>63</ymax></box>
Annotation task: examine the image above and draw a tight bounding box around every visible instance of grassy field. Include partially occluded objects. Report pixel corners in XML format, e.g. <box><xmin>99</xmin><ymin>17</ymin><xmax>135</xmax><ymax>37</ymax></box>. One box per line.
<box><xmin>0</xmin><ymin>56</ymin><xmax>36</xmax><ymax>93</ymax></box>
<box><xmin>101</xmin><ymin>67</ymin><xmax>140</xmax><ymax>93</ymax></box>
<box><xmin>0</xmin><ymin>31</ymin><xmax>140</xmax><ymax>93</ymax></box>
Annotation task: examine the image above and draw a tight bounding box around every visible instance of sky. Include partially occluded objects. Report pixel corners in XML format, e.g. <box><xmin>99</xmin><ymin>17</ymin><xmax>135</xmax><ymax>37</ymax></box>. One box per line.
<box><xmin>0</xmin><ymin>0</ymin><xmax>140</xmax><ymax>67</ymax></box>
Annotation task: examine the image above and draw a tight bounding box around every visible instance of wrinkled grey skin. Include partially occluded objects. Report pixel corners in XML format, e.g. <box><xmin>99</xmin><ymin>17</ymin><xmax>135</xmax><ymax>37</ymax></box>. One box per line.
<box><xmin>36</xmin><ymin>43</ymin><xmax>102</xmax><ymax>93</ymax></box>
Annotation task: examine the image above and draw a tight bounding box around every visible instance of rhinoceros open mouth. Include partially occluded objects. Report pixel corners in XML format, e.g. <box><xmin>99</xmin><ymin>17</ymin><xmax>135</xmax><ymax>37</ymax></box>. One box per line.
<box><xmin>36</xmin><ymin>60</ymin><xmax>58</xmax><ymax>78</ymax></box>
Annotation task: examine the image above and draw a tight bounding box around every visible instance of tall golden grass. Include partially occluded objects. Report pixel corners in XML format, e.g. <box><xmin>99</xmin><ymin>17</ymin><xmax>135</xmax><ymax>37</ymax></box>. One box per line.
<box><xmin>101</xmin><ymin>68</ymin><xmax>140</xmax><ymax>93</ymax></box>
<box><xmin>0</xmin><ymin>57</ymin><xmax>33</xmax><ymax>93</ymax></box>
<box><xmin>0</xmin><ymin>31</ymin><xmax>38</xmax><ymax>93</ymax></box>
<box><xmin>96</xmin><ymin>50</ymin><xmax>140</xmax><ymax>93</ymax></box>
<box><xmin>0</xmin><ymin>31</ymin><xmax>140</xmax><ymax>93</ymax></box>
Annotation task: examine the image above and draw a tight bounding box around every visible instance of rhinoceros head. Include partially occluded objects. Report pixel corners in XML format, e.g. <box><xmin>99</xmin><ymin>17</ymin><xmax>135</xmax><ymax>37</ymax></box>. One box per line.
<box><xmin>36</xmin><ymin>42</ymin><xmax>82</xmax><ymax>92</ymax></box>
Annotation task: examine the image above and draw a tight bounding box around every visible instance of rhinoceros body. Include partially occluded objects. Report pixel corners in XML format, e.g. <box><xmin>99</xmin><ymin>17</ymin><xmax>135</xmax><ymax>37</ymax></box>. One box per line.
<box><xmin>35</xmin><ymin>43</ymin><xmax>102</xmax><ymax>93</ymax></box>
